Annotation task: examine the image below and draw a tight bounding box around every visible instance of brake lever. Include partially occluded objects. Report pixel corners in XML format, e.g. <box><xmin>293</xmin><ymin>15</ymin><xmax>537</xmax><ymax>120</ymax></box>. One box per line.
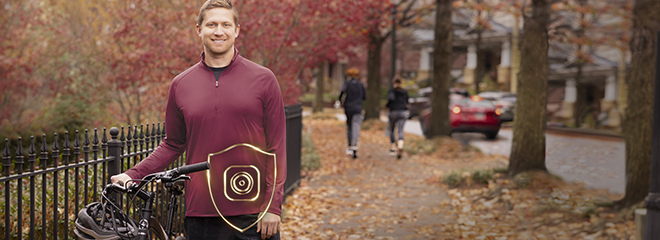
<box><xmin>169</xmin><ymin>174</ymin><xmax>191</xmax><ymax>183</ymax></box>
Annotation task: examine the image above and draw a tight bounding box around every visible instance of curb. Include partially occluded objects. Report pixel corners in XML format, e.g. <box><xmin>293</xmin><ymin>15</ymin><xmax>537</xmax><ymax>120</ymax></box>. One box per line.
<box><xmin>501</xmin><ymin>124</ymin><xmax>624</xmax><ymax>140</ymax></box>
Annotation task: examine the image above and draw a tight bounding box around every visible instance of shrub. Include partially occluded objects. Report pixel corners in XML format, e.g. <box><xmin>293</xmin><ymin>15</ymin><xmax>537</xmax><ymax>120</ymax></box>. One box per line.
<box><xmin>442</xmin><ymin>171</ymin><xmax>463</xmax><ymax>188</ymax></box>
<box><xmin>472</xmin><ymin>169</ymin><xmax>494</xmax><ymax>184</ymax></box>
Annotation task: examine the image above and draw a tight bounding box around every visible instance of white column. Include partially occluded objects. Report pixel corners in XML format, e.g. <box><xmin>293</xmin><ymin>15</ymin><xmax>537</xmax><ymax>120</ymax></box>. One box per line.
<box><xmin>605</xmin><ymin>75</ymin><xmax>617</xmax><ymax>101</ymax></box>
<box><xmin>564</xmin><ymin>78</ymin><xmax>577</xmax><ymax>103</ymax></box>
<box><xmin>466</xmin><ymin>44</ymin><xmax>477</xmax><ymax>68</ymax></box>
<box><xmin>500</xmin><ymin>40</ymin><xmax>511</xmax><ymax>67</ymax></box>
<box><xmin>419</xmin><ymin>47</ymin><xmax>432</xmax><ymax>71</ymax></box>
<box><xmin>562</xmin><ymin>78</ymin><xmax>577</xmax><ymax>119</ymax></box>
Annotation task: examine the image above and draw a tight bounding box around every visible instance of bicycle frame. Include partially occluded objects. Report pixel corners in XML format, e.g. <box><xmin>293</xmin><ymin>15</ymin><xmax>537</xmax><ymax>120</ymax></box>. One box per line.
<box><xmin>126</xmin><ymin>177</ymin><xmax>186</xmax><ymax>240</ymax></box>
<box><xmin>102</xmin><ymin>162</ymin><xmax>209</xmax><ymax>240</ymax></box>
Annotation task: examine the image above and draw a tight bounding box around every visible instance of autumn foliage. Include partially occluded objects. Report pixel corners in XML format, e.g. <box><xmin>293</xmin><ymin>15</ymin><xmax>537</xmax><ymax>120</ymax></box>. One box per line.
<box><xmin>1</xmin><ymin>0</ymin><xmax>373</xmax><ymax>137</ymax></box>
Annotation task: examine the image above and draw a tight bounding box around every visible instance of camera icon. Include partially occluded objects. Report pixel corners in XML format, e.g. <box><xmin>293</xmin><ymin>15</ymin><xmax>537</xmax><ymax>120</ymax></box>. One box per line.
<box><xmin>223</xmin><ymin>165</ymin><xmax>260</xmax><ymax>201</ymax></box>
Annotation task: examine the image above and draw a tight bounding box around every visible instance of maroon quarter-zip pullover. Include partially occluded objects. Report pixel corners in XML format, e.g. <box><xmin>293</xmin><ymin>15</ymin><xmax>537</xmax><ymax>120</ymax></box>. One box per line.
<box><xmin>125</xmin><ymin>50</ymin><xmax>287</xmax><ymax>217</ymax></box>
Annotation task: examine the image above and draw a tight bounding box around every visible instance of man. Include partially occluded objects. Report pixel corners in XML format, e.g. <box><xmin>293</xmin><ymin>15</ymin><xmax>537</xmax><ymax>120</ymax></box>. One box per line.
<box><xmin>110</xmin><ymin>1</ymin><xmax>286</xmax><ymax>239</ymax></box>
<box><xmin>338</xmin><ymin>67</ymin><xmax>366</xmax><ymax>159</ymax></box>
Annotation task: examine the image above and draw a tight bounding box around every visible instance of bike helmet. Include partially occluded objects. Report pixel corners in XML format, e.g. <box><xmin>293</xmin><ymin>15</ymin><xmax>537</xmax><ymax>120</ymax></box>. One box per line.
<box><xmin>75</xmin><ymin>202</ymin><xmax>137</xmax><ymax>240</ymax></box>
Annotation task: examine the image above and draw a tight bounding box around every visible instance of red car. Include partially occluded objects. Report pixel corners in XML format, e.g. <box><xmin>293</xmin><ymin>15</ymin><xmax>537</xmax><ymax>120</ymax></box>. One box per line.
<box><xmin>419</xmin><ymin>95</ymin><xmax>501</xmax><ymax>139</ymax></box>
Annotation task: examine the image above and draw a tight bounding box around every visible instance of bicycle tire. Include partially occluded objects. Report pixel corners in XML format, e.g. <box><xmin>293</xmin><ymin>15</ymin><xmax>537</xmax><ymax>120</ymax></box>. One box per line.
<box><xmin>148</xmin><ymin>217</ymin><xmax>168</xmax><ymax>240</ymax></box>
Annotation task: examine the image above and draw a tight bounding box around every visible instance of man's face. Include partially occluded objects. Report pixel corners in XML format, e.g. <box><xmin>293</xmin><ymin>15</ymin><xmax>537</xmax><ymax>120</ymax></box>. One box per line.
<box><xmin>196</xmin><ymin>8</ymin><xmax>240</xmax><ymax>58</ymax></box>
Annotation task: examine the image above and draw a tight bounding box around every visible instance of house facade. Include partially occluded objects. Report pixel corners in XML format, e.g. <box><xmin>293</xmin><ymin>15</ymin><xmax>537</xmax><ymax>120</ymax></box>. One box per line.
<box><xmin>401</xmin><ymin>9</ymin><xmax>628</xmax><ymax>129</ymax></box>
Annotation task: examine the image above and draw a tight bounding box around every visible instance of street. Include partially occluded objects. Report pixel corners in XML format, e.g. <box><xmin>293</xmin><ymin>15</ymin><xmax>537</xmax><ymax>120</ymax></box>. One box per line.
<box><xmin>337</xmin><ymin>114</ymin><xmax>626</xmax><ymax>194</ymax></box>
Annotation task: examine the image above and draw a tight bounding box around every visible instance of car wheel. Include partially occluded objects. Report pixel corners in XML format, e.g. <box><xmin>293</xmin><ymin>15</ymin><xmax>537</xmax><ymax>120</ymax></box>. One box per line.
<box><xmin>485</xmin><ymin>131</ymin><xmax>498</xmax><ymax>140</ymax></box>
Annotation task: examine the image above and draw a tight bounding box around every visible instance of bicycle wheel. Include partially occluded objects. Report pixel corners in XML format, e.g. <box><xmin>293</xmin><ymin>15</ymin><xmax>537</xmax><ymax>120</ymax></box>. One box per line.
<box><xmin>148</xmin><ymin>217</ymin><xmax>168</xmax><ymax>240</ymax></box>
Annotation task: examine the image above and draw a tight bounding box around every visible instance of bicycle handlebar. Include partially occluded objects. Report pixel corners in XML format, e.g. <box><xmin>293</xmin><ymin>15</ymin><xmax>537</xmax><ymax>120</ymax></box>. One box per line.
<box><xmin>107</xmin><ymin>162</ymin><xmax>210</xmax><ymax>194</ymax></box>
<box><xmin>176</xmin><ymin>161</ymin><xmax>210</xmax><ymax>175</ymax></box>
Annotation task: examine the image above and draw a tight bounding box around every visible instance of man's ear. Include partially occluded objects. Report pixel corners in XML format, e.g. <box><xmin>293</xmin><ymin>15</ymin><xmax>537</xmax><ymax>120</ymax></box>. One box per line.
<box><xmin>196</xmin><ymin>24</ymin><xmax>202</xmax><ymax>36</ymax></box>
<box><xmin>235</xmin><ymin>24</ymin><xmax>240</xmax><ymax>38</ymax></box>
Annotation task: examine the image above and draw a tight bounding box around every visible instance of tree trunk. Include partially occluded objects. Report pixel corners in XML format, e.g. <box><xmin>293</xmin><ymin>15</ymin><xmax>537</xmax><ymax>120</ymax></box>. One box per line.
<box><xmin>430</xmin><ymin>0</ymin><xmax>453</xmax><ymax>138</ymax></box>
<box><xmin>365</xmin><ymin>34</ymin><xmax>384</xmax><ymax>120</ymax></box>
<box><xmin>508</xmin><ymin>0</ymin><xmax>550</xmax><ymax>176</ymax></box>
<box><xmin>313</xmin><ymin>64</ymin><xmax>325</xmax><ymax>113</ymax></box>
<box><xmin>615</xmin><ymin>0</ymin><xmax>660</xmax><ymax>209</ymax></box>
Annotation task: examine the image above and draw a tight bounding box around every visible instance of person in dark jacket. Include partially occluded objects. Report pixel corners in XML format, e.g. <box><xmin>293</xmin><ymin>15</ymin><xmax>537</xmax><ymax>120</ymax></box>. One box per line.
<box><xmin>386</xmin><ymin>78</ymin><xmax>409</xmax><ymax>159</ymax></box>
<box><xmin>338</xmin><ymin>67</ymin><xmax>366</xmax><ymax>158</ymax></box>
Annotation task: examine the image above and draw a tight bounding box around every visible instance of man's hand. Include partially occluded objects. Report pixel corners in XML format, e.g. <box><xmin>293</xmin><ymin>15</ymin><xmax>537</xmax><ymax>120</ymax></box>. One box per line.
<box><xmin>110</xmin><ymin>173</ymin><xmax>131</xmax><ymax>186</ymax></box>
<box><xmin>256</xmin><ymin>212</ymin><xmax>280</xmax><ymax>239</ymax></box>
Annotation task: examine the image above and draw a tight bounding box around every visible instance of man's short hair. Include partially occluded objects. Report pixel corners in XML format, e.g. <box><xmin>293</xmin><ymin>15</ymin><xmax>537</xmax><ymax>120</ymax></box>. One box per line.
<box><xmin>197</xmin><ymin>0</ymin><xmax>239</xmax><ymax>27</ymax></box>
<box><xmin>346</xmin><ymin>68</ymin><xmax>359</xmax><ymax>78</ymax></box>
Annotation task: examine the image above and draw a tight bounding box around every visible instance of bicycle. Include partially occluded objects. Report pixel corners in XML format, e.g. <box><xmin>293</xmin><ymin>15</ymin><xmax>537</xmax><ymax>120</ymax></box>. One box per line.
<box><xmin>74</xmin><ymin>161</ymin><xmax>210</xmax><ymax>240</ymax></box>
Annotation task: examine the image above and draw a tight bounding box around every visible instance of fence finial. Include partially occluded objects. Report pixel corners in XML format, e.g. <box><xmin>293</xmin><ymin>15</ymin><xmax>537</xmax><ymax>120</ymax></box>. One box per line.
<box><xmin>84</xmin><ymin>129</ymin><xmax>90</xmax><ymax>146</ymax></box>
<box><xmin>41</xmin><ymin>134</ymin><xmax>48</xmax><ymax>153</ymax></box>
<box><xmin>52</xmin><ymin>133</ymin><xmax>59</xmax><ymax>151</ymax></box>
<box><xmin>63</xmin><ymin>132</ymin><xmax>70</xmax><ymax>149</ymax></box>
<box><xmin>127</xmin><ymin>126</ymin><xmax>133</xmax><ymax>140</ymax></box>
<box><xmin>110</xmin><ymin>127</ymin><xmax>119</xmax><ymax>140</ymax></box>
<box><xmin>92</xmin><ymin>129</ymin><xmax>99</xmax><ymax>145</ymax></box>
<box><xmin>74</xmin><ymin>131</ymin><xmax>80</xmax><ymax>148</ymax></box>
<box><xmin>16</xmin><ymin>137</ymin><xmax>23</xmax><ymax>156</ymax></box>
<box><xmin>29</xmin><ymin>136</ymin><xmax>36</xmax><ymax>155</ymax></box>
<box><xmin>133</xmin><ymin>125</ymin><xmax>139</xmax><ymax>140</ymax></box>
<box><xmin>145</xmin><ymin>124</ymin><xmax>150</xmax><ymax>139</ymax></box>
<box><xmin>3</xmin><ymin>139</ymin><xmax>9</xmax><ymax>158</ymax></box>
<box><xmin>102</xmin><ymin>128</ymin><xmax>108</xmax><ymax>143</ymax></box>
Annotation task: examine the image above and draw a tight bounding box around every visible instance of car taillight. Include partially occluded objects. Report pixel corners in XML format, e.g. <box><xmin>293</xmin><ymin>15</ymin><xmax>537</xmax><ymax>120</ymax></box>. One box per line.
<box><xmin>495</xmin><ymin>108</ymin><xmax>501</xmax><ymax>115</ymax></box>
<box><xmin>452</xmin><ymin>106</ymin><xmax>461</xmax><ymax>114</ymax></box>
<box><xmin>470</xmin><ymin>95</ymin><xmax>482</xmax><ymax>102</ymax></box>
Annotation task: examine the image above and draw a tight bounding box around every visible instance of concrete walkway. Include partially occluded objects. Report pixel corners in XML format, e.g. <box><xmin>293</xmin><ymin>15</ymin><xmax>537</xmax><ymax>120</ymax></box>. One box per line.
<box><xmin>336</xmin><ymin>113</ymin><xmax>625</xmax><ymax>194</ymax></box>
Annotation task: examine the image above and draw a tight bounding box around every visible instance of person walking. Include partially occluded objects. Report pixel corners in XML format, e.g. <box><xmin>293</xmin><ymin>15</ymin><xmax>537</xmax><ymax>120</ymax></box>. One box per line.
<box><xmin>386</xmin><ymin>78</ymin><xmax>409</xmax><ymax>159</ymax></box>
<box><xmin>110</xmin><ymin>1</ymin><xmax>286</xmax><ymax>239</ymax></box>
<box><xmin>338</xmin><ymin>67</ymin><xmax>366</xmax><ymax>159</ymax></box>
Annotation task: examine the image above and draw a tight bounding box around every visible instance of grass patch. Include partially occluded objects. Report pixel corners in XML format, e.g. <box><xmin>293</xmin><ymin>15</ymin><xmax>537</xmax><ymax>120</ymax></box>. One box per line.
<box><xmin>442</xmin><ymin>168</ymin><xmax>497</xmax><ymax>188</ymax></box>
<box><xmin>493</xmin><ymin>167</ymin><xmax>508</xmax><ymax>174</ymax></box>
<box><xmin>308</xmin><ymin>111</ymin><xmax>339</xmax><ymax>120</ymax></box>
<box><xmin>406</xmin><ymin>138</ymin><xmax>437</xmax><ymax>155</ymax></box>
<box><xmin>301</xmin><ymin>131</ymin><xmax>321</xmax><ymax>172</ymax></box>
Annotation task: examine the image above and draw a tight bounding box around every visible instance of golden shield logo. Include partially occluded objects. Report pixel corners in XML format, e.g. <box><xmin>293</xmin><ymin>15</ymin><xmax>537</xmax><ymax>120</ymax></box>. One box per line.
<box><xmin>207</xmin><ymin>143</ymin><xmax>277</xmax><ymax>233</ymax></box>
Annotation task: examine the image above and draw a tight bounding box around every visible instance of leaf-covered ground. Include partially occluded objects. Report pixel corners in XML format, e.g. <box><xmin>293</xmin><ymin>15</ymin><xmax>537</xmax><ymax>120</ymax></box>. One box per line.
<box><xmin>280</xmin><ymin>114</ymin><xmax>637</xmax><ymax>239</ymax></box>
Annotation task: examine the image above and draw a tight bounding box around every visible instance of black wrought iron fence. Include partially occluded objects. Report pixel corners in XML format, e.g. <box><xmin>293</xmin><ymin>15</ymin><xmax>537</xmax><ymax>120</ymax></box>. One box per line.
<box><xmin>0</xmin><ymin>104</ymin><xmax>302</xmax><ymax>240</ymax></box>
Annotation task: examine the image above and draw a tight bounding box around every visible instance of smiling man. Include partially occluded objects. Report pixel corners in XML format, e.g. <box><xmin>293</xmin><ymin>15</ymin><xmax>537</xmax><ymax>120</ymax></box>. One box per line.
<box><xmin>110</xmin><ymin>0</ymin><xmax>287</xmax><ymax>239</ymax></box>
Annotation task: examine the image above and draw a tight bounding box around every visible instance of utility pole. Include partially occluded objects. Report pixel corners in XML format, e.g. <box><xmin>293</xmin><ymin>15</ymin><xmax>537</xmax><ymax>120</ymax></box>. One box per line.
<box><xmin>644</xmin><ymin>31</ymin><xmax>660</xmax><ymax>240</ymax></box>
<box><xmin>390</xmin><ymin>2</ymin><xmax>396</xmax><ymax>81</ymax></box>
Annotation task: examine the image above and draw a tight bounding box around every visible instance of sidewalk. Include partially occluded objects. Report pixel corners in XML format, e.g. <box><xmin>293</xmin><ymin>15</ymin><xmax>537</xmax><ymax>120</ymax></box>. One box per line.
<box><xmin>281</xmin><ymin>115</ymin><xmax>506</xmax><ymax>239</ymax></box>
<box><xmin>281</xmin><ymin>113</ymin><xmax>634</xmax><ymax>239</ymax></box>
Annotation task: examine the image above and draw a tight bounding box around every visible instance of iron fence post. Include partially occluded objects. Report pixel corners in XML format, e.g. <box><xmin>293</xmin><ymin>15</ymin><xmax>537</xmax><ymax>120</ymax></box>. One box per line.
<box><xmin>284</xmin><ymin>103</ymin><xmax>302</xmax><ymax>195</ymax></box>
<box><xmin>107</xmin><ymin>127</ymin><xmax>122</xmax><ymax>206</ymax></box>
<box><xmin>107</xmin><ymin>127</ymin><xmax>122</xmax><ymax>184</ymax></box>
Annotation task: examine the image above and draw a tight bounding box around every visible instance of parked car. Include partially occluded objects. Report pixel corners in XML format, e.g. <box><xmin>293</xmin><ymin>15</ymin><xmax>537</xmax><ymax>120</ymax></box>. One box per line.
<box><xmin>419</xmin><ymin>95</ymin><xmax>501</xmax><ymax>139</ymax></box>
<box><xmin>478</xmin><ymin>91</ymin><xmax>516</xmax><ymax>122</ymax></box>
<box><xmin>407</xmin><ymin>87</ymin><xmax>469</xmax><ymax>118</ymax></box>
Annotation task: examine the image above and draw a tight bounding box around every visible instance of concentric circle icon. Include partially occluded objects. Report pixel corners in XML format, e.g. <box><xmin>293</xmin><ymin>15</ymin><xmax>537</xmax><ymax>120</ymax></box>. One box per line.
<box><xmin>230</xmin><ymin>171</ymin><xmax>254</xmax><ymax>195</ymax></box>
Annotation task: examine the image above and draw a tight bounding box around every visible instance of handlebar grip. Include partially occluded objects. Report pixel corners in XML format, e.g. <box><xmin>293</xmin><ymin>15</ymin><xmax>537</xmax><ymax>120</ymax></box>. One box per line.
<box><xmin>177</xmin><ymin>162</ymin><xmax>210</xmax><ymax>175</ymax></box>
